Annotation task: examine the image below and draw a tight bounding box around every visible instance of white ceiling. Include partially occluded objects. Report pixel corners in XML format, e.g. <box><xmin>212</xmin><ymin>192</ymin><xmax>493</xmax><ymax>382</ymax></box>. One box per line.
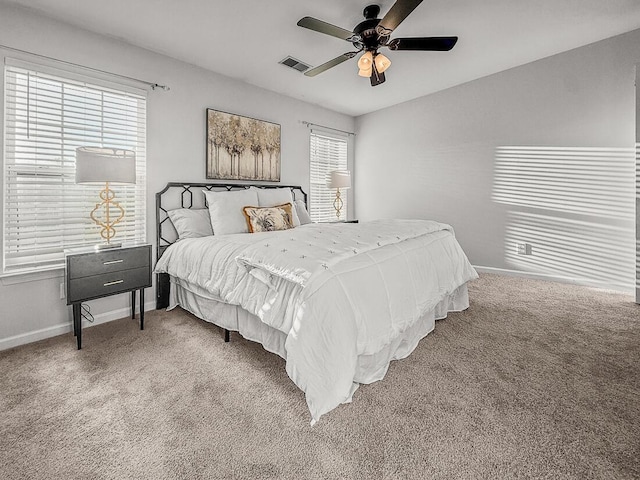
<box><xmin>4</xmin><ymin>0</ymin><xmax>640</xmax><ymax>116</ymax></box>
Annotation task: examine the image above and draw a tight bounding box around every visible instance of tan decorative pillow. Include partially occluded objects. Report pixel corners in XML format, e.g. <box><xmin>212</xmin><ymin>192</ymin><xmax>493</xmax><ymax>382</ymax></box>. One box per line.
<box><xmin>243</xmin><ymin>203</ymin><xmax>294</xmax><ymax>233</ymax></box>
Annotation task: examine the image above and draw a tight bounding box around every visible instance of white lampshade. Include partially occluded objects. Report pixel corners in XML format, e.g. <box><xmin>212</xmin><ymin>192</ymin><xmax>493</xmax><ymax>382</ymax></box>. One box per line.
<box><xmin>327</xmin><ymin>170</ymin><xmax>351</xmax><ymax>189</ymax></box>
<box><xmin>76</xmin><ymin>146</ymin><xmax>136</xmax><ymax>184</ymax></box>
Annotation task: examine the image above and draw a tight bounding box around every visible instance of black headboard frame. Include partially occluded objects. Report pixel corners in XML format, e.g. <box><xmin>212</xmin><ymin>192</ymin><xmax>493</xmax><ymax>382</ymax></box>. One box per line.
<box><xmin>155</xmin><ymin>182</ymin><xmax>308</xmax><ymax>309</ymax></box>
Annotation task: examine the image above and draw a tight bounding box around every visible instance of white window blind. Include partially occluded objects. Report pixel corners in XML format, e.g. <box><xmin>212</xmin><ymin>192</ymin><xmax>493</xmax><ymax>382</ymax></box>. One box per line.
<box><xmin>309</xmin><ymin>129</ymin><xmax>349</xmax><ymax>222</ymax></box>
<box><xmin>3</xmin><ymin>60</ymin><xmax>147</xmax><ymax>273</ymax></box>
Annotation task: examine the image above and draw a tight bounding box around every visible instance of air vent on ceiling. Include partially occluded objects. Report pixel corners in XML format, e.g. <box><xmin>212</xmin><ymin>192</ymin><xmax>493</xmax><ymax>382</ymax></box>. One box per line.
<box><xmin>279</xmin><ymin>56</ymin><xmax>311</xmax><ymax>73</ymax></box>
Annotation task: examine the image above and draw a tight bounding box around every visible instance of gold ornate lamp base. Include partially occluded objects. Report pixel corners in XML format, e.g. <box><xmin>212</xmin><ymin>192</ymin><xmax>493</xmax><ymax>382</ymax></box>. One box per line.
<box><xmin>333</xmin><ymin>188</ymin><xmax>344</xmax><ymax>219</ymax></box>
<box><xmin>90</xmin><ymin>181</ymin><xmax>125</xmax><ymax>249</ymax></box>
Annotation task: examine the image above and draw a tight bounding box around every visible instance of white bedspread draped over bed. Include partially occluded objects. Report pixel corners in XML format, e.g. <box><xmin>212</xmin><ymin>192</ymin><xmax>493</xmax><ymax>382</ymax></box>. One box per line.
<box><xmin>154</xmin><ymin>219</ymin><xmax>478</xmax><ymax>423</ymax></box>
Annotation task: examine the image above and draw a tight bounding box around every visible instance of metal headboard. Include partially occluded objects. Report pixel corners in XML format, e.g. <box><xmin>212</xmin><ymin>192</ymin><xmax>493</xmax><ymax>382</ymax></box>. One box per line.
<box><xmin>155</xmin><ymin>182</ymin><xmax>308</xmax><ymax>308</ymax></box>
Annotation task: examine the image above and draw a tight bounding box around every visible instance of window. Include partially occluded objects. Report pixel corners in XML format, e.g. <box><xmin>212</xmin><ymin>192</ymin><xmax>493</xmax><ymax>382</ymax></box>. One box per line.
<box><xmin>3</xmin><ymin>59</ymin><xmax>146</xmax><ymax>274</ymax></box>
<box><xmin>309</xmin><ymin>129</ymin><xmax>349</xmax><ymax>222</ymax></box>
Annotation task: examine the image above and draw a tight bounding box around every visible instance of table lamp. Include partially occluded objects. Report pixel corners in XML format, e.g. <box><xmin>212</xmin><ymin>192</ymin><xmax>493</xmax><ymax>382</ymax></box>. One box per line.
<box><xmin>327</xmin><ymin>170</ymin><xmax>351</xmax><ymax>219</ymax></box>
<box><xmin>76</xmin><ymin>146</ymin><xmax>136</xmax><ymax>249</ymax></box>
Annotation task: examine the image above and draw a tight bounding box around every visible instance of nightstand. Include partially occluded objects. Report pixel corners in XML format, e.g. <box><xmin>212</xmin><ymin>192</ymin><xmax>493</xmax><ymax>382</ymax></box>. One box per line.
<box><xmin>66</xmin><ymin>244</ymin><xmax>152</xmax><ymax>349</ymax></box>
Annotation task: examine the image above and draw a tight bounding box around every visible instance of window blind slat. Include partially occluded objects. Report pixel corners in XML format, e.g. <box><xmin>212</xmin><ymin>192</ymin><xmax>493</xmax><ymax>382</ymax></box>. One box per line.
<box><xmin>3</xmin><ymin>62</ymin><xmax>147</xmax><ymax>274</ymax></box>
<box><xmin>309</xmin><ymin>130</ymin><xmax>349</xmax><ymax>223</ymax></box>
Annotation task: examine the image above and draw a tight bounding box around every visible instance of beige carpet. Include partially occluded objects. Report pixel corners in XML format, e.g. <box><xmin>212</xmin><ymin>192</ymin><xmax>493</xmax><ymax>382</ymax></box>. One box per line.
<box><xmin>0</xmin><ymin>273</ymin><xmax>638</xmax><ymax>479</ymax></box>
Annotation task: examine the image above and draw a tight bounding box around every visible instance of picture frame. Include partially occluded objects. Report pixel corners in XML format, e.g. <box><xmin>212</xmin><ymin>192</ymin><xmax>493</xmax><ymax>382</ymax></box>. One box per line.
<box><xmin>206</xmin><ymin>108</ymin><xmax>281</xmax><ymax>181</ymax></box>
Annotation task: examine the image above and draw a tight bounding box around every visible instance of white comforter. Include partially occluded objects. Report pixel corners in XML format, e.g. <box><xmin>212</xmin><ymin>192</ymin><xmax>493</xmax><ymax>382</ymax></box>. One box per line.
<box><xmin>155</xmin><ymin>219</ymin><xmax>478</xmax><ymax>423</ymax></box>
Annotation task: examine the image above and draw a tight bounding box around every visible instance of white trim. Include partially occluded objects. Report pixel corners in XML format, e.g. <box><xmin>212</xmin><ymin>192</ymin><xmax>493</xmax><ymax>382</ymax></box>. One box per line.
<box><xmin>309</xmin><ymin>125</ymin><xmax>351</xmax><ymax>138</ymax></box>
<box><xmin>3</xmin><ymin>265</ymin><xmax>632</xmax><ymax>352</ymax></box>
<box><xmin>0</xmin><ymin>267</ymin><xmax>63</xmax><ymax>284</ymax></box>
<box><xmin>635</xmin><ymin>65</ymin><xmax>639</xmax><ymax>304</ymax></box>
<box><xmin>473</xmin><ymin>265</ymin><xmax>633</xmax><ymax>294</ymax></box>
<box><xmin>2</xmin><ymin>60</ymin><xmax>147</xmax><ymax>274</ymax></box>
<box><xmin>0</xmin><ymin>300</ymin><xmax>156</xmax><ymax>351</ymax></box>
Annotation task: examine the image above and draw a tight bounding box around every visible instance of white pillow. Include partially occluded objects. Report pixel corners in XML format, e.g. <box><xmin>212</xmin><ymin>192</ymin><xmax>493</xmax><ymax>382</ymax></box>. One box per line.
<box><xmin>256</xmin><ymin>188</ymin><xmax>301</xmax><ymax>226</ymax></box>
<box><xmin>294</xmin><ymin>200</ymin><xmax>312</xmax><ymax>225</ymax></box>
<box><xmin>167</xmin><ymin>208</ymin><xmax>213</xmax><ymax>239</ymax></box>
<box><xmin>203</xmin><ymin>188</ymin><xmax>259</xmax><ymax>235</ymax></box>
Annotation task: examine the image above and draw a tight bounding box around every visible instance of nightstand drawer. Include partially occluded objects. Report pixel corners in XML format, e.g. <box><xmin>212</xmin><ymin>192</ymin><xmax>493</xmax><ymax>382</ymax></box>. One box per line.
<box><xmin>68</xmin><ymin>266</ymin><xmax>151</xmax><ymax>303</ymax></box>
<box><xmin>67</xmin><ymin>245</ymin><xmax>151</xmax><ymax>279</ymax></box>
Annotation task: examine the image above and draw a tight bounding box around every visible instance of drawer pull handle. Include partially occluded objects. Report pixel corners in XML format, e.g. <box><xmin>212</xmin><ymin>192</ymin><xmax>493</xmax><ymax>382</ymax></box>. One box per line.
<box><xmin>103</xmin><ymin>280</ymin><xmax>124</xmax><ymax>287</ymax></box>
<box><xmin>103</xmin><ymin>259</ymin><xmax>124</xmax><ymax>265</ymax></box>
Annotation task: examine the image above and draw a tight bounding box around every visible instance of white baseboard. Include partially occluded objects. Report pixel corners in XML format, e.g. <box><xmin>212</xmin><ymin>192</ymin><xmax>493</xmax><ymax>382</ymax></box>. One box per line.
<box><xmin>2</xmin><ymin>265</ymin><xmax>633</xmax><ymax>352</ymax></box>
<box><xmin>473</xmin><ymin>265</ymin><xmax>583</xmax><ymax>284</ymax></box>
<box><xmin>0</xmin><ymin>301</ymin><xmax>156</xmax><ymax>351</ymax></box>
<box><xmin>473</xmin><ymin>265</ymin><xmax>632</xmax><ymax>294</ymax></box>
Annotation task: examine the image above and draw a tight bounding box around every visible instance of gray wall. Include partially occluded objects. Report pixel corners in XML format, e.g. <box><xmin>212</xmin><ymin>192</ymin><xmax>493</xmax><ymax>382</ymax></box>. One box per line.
<box><xmin>355</xmin><ymin>29</ymin><xmax>640</xmax><ymax>294</ymax></box>
<box><xmin>0</xmin><ymin>4</ymin><xmax>354</xmax><ymax>349</ymax></box>
<box><xmin>2</xmin><ymin>4</ymin><xmax>638</xmax><ymax>349</ymax></box>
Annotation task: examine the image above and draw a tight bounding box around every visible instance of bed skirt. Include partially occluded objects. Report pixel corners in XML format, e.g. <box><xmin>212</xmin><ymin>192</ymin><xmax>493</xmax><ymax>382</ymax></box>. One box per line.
<box><xmin>168</xmin><ymin>277</ymin><xmax>469</xmax><ymax>386</ymax></box>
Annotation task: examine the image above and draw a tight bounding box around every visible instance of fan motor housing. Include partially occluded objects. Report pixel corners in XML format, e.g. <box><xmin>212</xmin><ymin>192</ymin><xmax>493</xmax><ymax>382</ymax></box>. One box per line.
<box><xmin>353</xmin><ymin>18</ymin><xmax>385</xmax><ymax>50</ymax></box>
<box><xmin>363</xmin><ymin>4</ymin><xmax>380</xmax><ymax>19</ymax></box>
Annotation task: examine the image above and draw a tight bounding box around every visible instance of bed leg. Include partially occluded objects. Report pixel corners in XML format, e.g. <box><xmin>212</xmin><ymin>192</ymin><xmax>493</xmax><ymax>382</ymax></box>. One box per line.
<box><xmin>156</xmin><ymin>272</ymin><xmax>170</xmax><ymax>309</ymax></box>
<box><xmin>224</xmin><ymin>329</ymin><xmax>230</xmax><ymax>343</ymax></box>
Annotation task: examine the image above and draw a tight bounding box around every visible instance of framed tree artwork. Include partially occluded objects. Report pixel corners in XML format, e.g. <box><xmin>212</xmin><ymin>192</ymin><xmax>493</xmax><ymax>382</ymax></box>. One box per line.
<box><xmin>206</xmin><ymin>109</ymin><xmax>281</xmax><ymax>181</ymax></box>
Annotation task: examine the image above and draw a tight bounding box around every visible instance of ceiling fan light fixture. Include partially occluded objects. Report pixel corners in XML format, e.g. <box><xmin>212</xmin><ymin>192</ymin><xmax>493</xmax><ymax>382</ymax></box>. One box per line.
<box><xmin>357</xmin><ymin>51</ymin><xmax>374</xmax><ymax>70</ymax></box>
<box><xmin>297</xmin><ymin>1</ymin><xmax>458</xmax><ymax>87</ymax></box>
<box><xmin>374</xmin><ymin>53</ymin><xmax>391</xmax><ymax>74</ymax></box>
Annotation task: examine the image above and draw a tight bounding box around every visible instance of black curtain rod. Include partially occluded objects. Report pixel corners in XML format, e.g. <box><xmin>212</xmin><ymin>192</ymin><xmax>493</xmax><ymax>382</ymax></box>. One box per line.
<box><xmin>0</xmin><ymin>43</ymin><xmax>170</xmax><ymax>91</ymax></box>
<box><xmin>301</xmin><ymin>121</ymin><xmax>355</xmax><ymax>136</ymax></box>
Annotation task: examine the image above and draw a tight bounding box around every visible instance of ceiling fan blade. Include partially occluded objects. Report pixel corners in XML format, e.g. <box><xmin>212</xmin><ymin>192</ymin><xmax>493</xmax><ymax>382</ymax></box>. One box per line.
<box><xmin>297</xmin><ymin>17</ymin><xmax>360</xmax><ymax>42</ymax></box>
<box><xmin>304</xmin><ymin>52</ymin><xmax>358</xmax><ymax>77</ymax></box>
<box><xmin>387</xmin><ymin>36</ymin><xmax>458</xmax><ymax>51</ymax></box>
<box><xmin>376</xmin><ymin>0</ymin><xmax>424</xmax><ymax>37</ymax></box>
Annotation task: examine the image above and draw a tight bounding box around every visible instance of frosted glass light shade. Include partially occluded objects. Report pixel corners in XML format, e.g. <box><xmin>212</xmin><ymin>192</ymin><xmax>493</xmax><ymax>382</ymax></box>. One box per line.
<box><xmin>358</xmin><ymin>67</ymin><xmax>373</xmax><ymax>77</ymax></box>
<box><xmin>374</xmin><ymin>53</ymin><xmax>391</xmax><ymax>74</ymax></box>
<box><xmin>357</xmin><ymin>51</ymin><xmax>373</xmax><ymax>70</ymax></box>
<box><xmin>327</xmin><ymin>170</ymin><xmax>351</xmax><ymax>189</ymax></box>
<box><xmin>76</xmin><ymin>147</ymin><xmax>136</xmax><ymax>184</ymax></box>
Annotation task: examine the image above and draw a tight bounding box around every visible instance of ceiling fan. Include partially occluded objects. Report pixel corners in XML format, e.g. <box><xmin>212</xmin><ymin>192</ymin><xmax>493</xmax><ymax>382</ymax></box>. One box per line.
<box><xmin>297</xmin><ymin>0</ymin><xmax>458</xmax><ymax>86</ymax></box>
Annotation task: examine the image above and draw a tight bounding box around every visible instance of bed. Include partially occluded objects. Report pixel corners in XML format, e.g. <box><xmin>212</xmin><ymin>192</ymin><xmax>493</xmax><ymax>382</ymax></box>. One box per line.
<box><xmin>154</xmin><ymin>182</ymin><xmax>478</xmax><ymax>424</ymax></box>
